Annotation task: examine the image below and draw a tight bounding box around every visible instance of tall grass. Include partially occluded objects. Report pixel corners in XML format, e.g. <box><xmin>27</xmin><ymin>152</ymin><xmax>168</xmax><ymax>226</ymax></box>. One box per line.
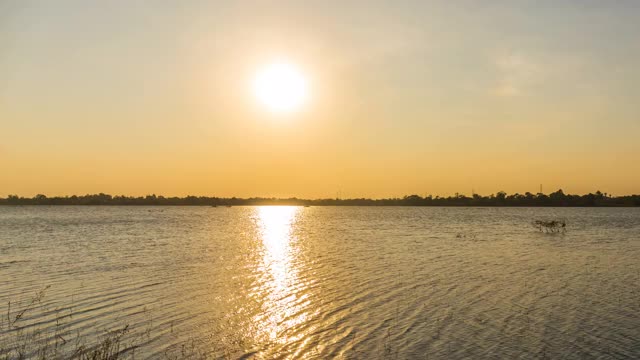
<box><xmin>1</xmin><ymin>286</ymin><xmax>140</xmax><ymax>360</ymax></box>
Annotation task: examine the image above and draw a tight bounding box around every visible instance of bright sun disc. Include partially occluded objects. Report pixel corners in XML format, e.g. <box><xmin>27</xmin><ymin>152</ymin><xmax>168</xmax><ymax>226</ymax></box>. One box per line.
<box><xmin>253</xmin><ymin>62</ymin><xmax>308</xmax><ymax>113</ymax></box>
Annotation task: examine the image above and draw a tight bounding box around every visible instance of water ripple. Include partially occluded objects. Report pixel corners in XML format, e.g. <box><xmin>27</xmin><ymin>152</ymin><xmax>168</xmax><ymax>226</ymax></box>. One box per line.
<box><xmin>1</xmin><ymin>206</ymin><xmax>639</xmax><ymax>358</ymax></box>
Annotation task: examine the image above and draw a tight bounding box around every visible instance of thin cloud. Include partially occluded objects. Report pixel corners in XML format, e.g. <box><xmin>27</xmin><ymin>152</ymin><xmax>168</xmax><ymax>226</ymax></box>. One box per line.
<box><xmin>492</xmin><ymin>52</ymin><xmax>540</xmax><ymax>97</ymax></box>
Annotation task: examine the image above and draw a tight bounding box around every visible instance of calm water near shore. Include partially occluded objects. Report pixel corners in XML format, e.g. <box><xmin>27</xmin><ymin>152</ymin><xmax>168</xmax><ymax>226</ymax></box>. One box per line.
<box><xmin>1</xmin><ymin>206</ymin><xmax>639</xmax><ymax>358</ymax></box>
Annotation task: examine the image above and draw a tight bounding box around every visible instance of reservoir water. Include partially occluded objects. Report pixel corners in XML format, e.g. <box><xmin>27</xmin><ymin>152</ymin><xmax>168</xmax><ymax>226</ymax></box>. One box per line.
<box><xmin>1</xmin><ymin>206</ymin><xmax>639</xmax><ymax>358</ymax></box>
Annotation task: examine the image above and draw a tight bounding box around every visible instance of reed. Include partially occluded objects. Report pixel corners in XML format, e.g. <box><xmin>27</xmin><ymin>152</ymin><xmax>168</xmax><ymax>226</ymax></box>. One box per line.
<box><xmin>1</xmin><ymin>287</ymin><xmax>139</xmax><ymax>360</ymax></box>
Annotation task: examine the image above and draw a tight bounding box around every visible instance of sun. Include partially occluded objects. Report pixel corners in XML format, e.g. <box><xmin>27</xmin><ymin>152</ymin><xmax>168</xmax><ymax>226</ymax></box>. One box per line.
<box><xmin>253</xmin><ymin>62</ymin><xmax>308</xmax><ymax>113</ymax></box>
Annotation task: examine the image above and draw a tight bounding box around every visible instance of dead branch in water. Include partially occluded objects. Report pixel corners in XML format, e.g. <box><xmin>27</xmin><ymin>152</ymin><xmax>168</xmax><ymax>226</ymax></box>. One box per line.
<box><xmin>532</xmin><ymin>220</ymin><xmax>566</xmax><ymax>233</ymax></box>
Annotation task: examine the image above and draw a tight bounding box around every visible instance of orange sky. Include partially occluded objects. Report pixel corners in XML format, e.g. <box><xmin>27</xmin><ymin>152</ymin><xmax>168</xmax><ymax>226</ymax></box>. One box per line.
<box><xmin>2</xmin><ymin>1</ymin><xmax>640</xmax><ymax>198</ymax></box>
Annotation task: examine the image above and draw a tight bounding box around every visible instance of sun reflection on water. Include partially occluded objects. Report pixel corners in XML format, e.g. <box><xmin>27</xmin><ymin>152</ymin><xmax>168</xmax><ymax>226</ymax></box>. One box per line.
<box><xmin>254</xmin><ymin>206</ymin><xmax>307</xmax><ymax>345</ymax></box>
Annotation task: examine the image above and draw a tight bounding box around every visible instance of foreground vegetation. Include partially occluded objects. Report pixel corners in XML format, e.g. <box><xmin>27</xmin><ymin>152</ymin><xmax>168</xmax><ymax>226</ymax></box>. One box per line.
<box><xmin>1</xmin><ymin>190</ymin><xmax>639</xmax><ymax>207</ymax></box>
<box><xmin>1</xmin><ymin>287</ymin><xmax>136</xmax><ymax>360</ymax></box>
<box><xmin>0</xmin><ymin>287</ymin><xmax>215</xmax><ymax>360</ymax></box>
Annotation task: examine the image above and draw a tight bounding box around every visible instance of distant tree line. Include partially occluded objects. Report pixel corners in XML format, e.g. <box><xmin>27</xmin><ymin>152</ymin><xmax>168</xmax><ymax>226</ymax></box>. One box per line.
<box><xmin>1</xmin><ymin>190</ymin><xmax>639</xmax><ymax>206</ymax></box>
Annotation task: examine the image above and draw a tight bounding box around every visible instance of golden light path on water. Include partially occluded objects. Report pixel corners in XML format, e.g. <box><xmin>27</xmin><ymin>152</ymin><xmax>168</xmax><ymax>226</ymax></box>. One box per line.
<box><xmin>253</xmin><ymin>206</ymin><xmax>309</xmax><ymax>353</ymax></box>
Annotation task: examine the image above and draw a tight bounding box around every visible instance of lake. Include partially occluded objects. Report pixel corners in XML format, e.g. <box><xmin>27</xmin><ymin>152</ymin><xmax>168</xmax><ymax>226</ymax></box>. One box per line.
<box><xmin>1</xmin><ymin>206</ymin><xmax>639</xmax><ymax>359</ymax></box>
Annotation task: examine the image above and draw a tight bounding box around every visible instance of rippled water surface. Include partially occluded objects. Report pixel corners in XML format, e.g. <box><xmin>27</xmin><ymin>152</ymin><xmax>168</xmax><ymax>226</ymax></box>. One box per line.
<box><xmin>1</xmin><ymin>206</ymin><xmax>639</xmax><ymax>358</ymax></box>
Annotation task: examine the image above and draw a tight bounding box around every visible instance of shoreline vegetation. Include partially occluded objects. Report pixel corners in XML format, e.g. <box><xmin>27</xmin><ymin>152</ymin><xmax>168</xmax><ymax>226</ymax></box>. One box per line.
<box><xmin>1</xmin><ymin>285</ymin><xmax>213</xmax><ymax>360</ymax></box>
<box><xmin>1</xmin><ymin>190</ymin><xmax>639</xmax><ymax>207</ymax></box>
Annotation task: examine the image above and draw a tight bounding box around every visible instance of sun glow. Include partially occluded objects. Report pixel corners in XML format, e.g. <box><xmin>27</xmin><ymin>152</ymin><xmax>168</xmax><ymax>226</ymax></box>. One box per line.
<box><xmin>253</xmin><ymin>62</ymin><xmax>308</xmax><ymax>113</ymax></box>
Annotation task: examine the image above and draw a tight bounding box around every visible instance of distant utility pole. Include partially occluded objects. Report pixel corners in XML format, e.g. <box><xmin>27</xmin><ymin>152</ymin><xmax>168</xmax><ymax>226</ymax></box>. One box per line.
<box><xmin>540</xmin><ymin>184</ymin><xmax>543</xmax><ymax>194</ymax></box>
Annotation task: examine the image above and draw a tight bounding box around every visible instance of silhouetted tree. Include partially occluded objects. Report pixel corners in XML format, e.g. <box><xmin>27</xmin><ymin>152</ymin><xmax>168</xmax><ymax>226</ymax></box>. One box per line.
<box><xmin>1</xmin><ymin>190</ymin><xmax>638</xmax><ymax>207</ymax></box>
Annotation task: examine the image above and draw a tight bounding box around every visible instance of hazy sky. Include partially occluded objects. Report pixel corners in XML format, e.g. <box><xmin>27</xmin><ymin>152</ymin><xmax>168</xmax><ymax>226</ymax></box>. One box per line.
<box><xmin>2</xmin><ymin>1</ymin><xmax>639</xmax><ymax>198</ymax></box>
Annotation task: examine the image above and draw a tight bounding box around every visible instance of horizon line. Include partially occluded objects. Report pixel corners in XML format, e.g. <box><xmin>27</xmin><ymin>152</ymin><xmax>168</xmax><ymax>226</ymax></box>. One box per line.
<box><xmin>2</xmin><ymin>189</ymin><xmax>640</xmax><ymax>200</ymax></box>
<box><xmin>0</xmin><ymin>189</ymin><xmax>640</xmax><ymax>201</ymax></box>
